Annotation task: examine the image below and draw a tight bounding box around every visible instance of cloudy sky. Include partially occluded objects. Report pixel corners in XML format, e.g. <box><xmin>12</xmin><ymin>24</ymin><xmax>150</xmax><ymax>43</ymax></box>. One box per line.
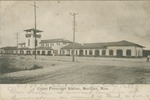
<box><xmin>0</xmin><ymin>1</ymin><xmax>150</xmax><ymax>49</ymax></box>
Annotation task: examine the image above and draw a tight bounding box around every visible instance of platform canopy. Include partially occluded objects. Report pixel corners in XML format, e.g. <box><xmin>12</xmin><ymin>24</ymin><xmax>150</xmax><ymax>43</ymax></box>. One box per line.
<box><xmin>24</xmin><ymin>28</ymin><xmax>43</xmax><ymax>33</ymax></box>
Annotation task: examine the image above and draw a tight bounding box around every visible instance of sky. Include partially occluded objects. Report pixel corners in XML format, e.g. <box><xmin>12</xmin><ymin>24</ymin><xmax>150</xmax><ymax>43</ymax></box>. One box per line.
<box><xmin>0</xmin><ymin>1</ymin><xmax>150</xmax><ymax>49</ymax></box>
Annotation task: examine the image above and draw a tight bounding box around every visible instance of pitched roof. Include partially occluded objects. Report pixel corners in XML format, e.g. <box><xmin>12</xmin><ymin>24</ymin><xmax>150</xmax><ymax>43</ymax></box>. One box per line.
<box><xmin>1</xmin><ymin>46</ymin><xmax>17</xmax><ymax>50</ymax></box>
<box><xmin>40</xmin><ymin>38</ymin><xmax>72</xmax><ymax>43</ymax></box>
<box><xmin>36</xmin><ymin>47</ymin><xmax>53</xmax><ymax>50</ymax></box>
<box><xmin>18</xmin><ymin>47</ymin><xmax>31</xmax><ymax>50</ymax></box>
<box><xmin>18</xmin><ymin>43</ymin><xmax>25</xmax><ymax>45</ymax></box>
<box><xmin>62</xmin><ymin>43</ymin><xmax>105</xmax><ymax>49</ymax></box>
<box><xmin>101</xmin><ymin>40</ymin><xmax>144</xmax><ymax>47</ymax></box>
<box><xmin>62</xmin><ymin>40</ymin><xmax>144</xmax><ymax>49</ymax></box>
<box><xmin>24</xmin><ymin>28</ymin><xmax>43</xmax><ymax>33</ymax></box>
<box><xmin>18</xmin><ymin>47</ymin><xmax>53</xmax><ymax>50</ymax></box>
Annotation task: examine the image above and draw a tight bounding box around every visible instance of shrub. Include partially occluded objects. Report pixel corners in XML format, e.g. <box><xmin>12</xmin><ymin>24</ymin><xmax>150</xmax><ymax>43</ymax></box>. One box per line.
<box><xmin>52</xmin><ymin>64</ymin><xmax>55</xmax><ymax>66</ymax></box>
<box><xmin>0</xmin><ymin>56</ymin><xmax>43</xmax><ymax>74</ymax></box>
<box><xmin>0</xmin><ymin>57</ymin><xmax>10</xmax><ymax>73</ymax></box>
<box><xmin>0</xmin><ymin>56</ymin><xmax>19</xmax><ymax>74</ymax></box>
<box><xmin>29</xmin><ymin>64</ymin><xmax>43</xmax><ymax>70</ymax></box>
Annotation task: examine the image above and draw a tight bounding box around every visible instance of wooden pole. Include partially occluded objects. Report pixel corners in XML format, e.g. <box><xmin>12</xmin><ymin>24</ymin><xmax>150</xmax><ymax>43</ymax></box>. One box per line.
<box><xmin>16</xmin><ymin>32</ymin><xmax>18</xmax><ymax>55</ymax></box>
<box><xmin>34</xmin><ymin>1</ymin><xmax>37</xmax><ymax>60</ymax></box>
<box><xmin>70</xmin><ymin>13</ymin><xmax>78</xmax><ymax>62</ymax></box>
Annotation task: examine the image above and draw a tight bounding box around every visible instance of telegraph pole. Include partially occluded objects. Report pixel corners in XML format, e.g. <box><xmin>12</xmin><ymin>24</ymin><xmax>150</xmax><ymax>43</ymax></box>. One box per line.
<box><xmin>32</xmin><ymin>1</ymin><xmax>38</xmax><ymax>60</ymax></box>
<box><xmin>16</xmin><ymin>32</ymin><xmax>18</xmax><ymax>55</ymax></box>
<box><xmin>70</xmin><ymin>13</ymin><xmax>78</xmax><ymax>62</ymax></box>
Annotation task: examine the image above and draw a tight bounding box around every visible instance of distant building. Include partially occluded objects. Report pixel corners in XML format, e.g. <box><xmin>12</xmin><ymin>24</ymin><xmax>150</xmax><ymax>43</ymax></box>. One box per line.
<box><xmin>16</xmin><ymin>28</ymin><xmax>72</xmax><ymax>56</ymax></box>
<box><xmin>61</xmin><ymin>40</ymin><xmax>144</xmax><ymax>58</ymax></box>
<box><xmin>40</xmin><ymin>38</ymin><xmax>72</xmax><ymax>55</ymax></box>
<box><xmin>0</xmin><ymin>28</ymin><xmax>145</xmax><ymax>58</ymax></box>
<box><xmin>143</xmin><ymin>50</ymin><xmax>150</xmax><ymax>57</ymax></box>
<box><xmin>0</xmin><ymin>46</ymin><xmax>17</xmax><ymax>54</ymax></box>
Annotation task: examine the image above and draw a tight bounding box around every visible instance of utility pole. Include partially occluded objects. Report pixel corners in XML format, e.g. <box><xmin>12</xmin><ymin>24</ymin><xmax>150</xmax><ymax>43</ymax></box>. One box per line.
<box><xmin>16</xmin><ymin>32</ymin><xmax>18</xmax><ymax>55</ymax></box>
<box><xmin>70</xmin><ymin>13</ymin><xmax>78</xmax><ymax>62</ymax></box>
<box><xmin>32</xmin><ymin>1</ymin><xmax>38</xmax><ymax>60</ymax></box>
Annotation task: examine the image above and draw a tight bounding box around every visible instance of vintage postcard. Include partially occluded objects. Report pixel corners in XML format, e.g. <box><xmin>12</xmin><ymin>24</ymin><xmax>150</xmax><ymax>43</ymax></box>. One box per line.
<box><xmin>0</xmin><ymin>0</ymin><xmax>150</xmax><ymax>100</ymax></box>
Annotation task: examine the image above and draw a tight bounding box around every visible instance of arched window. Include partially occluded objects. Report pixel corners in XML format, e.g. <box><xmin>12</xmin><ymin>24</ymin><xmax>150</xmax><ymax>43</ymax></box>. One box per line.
<box><xmin>20</xmin><ymin>50</ymin><xmax>24</xmax><ymax>54</ymax></box>
<box><xmin>126</xmin><ymin>49</ymin><xmax>131</xmax><ymax>56</ymax></box>
<box><xmin>27</xmin><ymin>51</ymin><xmax>30</xmax><ymax>55</ymax></box>
<box><xmin>89</xmin><ymin>50</ymin><xmax>93</xmax><ymax>55</ymax></box>
<box><xmin>42</xmin><ymin>51</ymin><xmax>45</xmax><ymax>55</ymax></box>
<box><xmin>48</xmin><ymin>51</ymin><xmax>51</xmax><ymax>55</ymax></box>
<box><xmin>95</xmin><ymin>50</ymin><xmax>99</xmax><ymax>56</ymax></box>
<box><xmin>67</xmin><ymin>50</ymin><xmax>70</xmax><ymax>55</ymax></box>
<box><xmin>22</xmin><ymin>50</ymin><xmax>24</xmax><ymax>54</ymax></box>
<box><xmin>109</xmin><ymin>50</ymin><xmax>113</xmax><ymax>55</ymax></box>
<box><xmin>33</xmin><ymin>51</ymin><xmax>35</xmax><ymax>55</ymax></box>
<box><xmin>37</xmin><ymin>51</ymin><xmax>40</xmax><ymax>55</ymax></box>
<box><xmin>79</xmin><ymin>50</ymin><xmax>84</xmax><ymax>56</ymax></box>
<box><xmin>71</xmin><ymin>50</ymin><xmax>74</xmax><ymax>55</ymax></box>
<box><xmin>76</xmin><ymin>50</ymin><xmax>78</xmax><ymax>55</ymax></box>
<box><xmin>102</xmin><ymin>50</ymin><xmax>106</xmax><ymax>55</ymax></box>
<box><xmin>85</xmin><ymin>50</ymin><xmax>87</xmax><ymax>55</ymax></box>
<box><xmin>117</xmin><ymin>49</ymin><xmax>123</xmax><ymax>57</ymax></box>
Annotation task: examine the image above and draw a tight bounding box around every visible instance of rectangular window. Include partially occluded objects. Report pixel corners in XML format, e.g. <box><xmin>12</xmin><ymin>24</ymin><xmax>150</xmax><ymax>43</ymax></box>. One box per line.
<box><xmin>64</xmin><ymin>43</ymin><xmax>67</xmax><ymax>45</ymax></box>
<box><xmin>51</xmin><ymin>43</ymin><xmax>54</xmax><ymax>46</ymax></box>
<box><xmin>57</xmin><ymin>43</ymin><xmax>60</xmax><ymax>46</ymax></box>
<box><xmin>28</xmin><ymin>39</ymin><xmax>30</xmax><ymax>46</ymax></box>
<box><xmin>46</xmin><ymin>43</ymin><xmax>49</xmax><ymax>47</ymax></box>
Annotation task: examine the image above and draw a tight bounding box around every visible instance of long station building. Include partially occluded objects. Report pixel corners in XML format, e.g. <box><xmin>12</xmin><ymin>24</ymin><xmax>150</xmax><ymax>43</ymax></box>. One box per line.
<box><xmin>0</xmin><ymin>28</ymin><xmax>145</xmax><ymax>58</ymax></box>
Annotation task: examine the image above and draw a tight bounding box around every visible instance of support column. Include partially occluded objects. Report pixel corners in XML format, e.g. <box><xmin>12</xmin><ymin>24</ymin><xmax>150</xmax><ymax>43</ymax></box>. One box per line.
<box><xmin>18</xmin><ymin>50</ymin><xmax>20</xmax><ymax>54</ymax></box>
<box><xmin>70</xmin><ymin>49</ymin><xmax>72</xmax><ymax>55</ymax></box>
<box><xmin>39</xmin><ymin>50</ymin><xmax>42</xmax><ymax>55</ymax></box>
<box><xmin>123</xmin><ymin>49</ymin><xmax>126</xmax><ymax>56</ymax></box>
<box><xmin>24</xmin><ymin>50</ymin><xmax>27</xmax><ymax>55</ymax></box>
<box><xmin>64</xmin><ymin>50</ymin><xmax>66</xmax><ymax>55</ymax></box>
<box><xmin>92</xmin><ymin>49</ymin><xmax>95</xmax><ymax>56</ymax></box>
<box><xmin>83</xmin><ymin>49</ymin><xmax>85</xmax><ymax>55</ymax></box>
<box><xmin>87</xmin><ymin>50</ymin><xmax>89</xmax><ymax>55</ymax></box>
<box><xmin>99</xmin><ymin>49</ymin><xmax>102</xmax><ymax>56</ymax></box>
<box><xmin>46</xmin><ymin>50</ymin><xmax>48</xmax><ymax>55</ymax></box>
<box><xmin>51</xmin><ymin>50</ymin><xmax>54</xmax><ymax>56</ymax></box>
<box><xmin>113</xmin><ymin>49</ymin><xmax>116</xmax><ymax>56</ymax></box>
<box><xmin>106</xmin><ymin>49</ymin><xmax>109</xmax><ymax>56</ymax></box>
<box><xmin>58</xmin><ymin>49</ymin><xmax>60</xmax><ymax>55</ymax></box>
<box><xmin>77</xmin><ymin>49</ymin><xmax>79</xmax><ymax>55</ymax></box>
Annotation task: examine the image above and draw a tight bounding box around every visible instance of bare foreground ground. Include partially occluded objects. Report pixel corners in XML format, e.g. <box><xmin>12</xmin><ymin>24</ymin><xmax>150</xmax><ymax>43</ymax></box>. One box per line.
<box><xmin>1</xmin><ymin>55</ymin><xmax>150</xmax><ymax>84</ymax></box>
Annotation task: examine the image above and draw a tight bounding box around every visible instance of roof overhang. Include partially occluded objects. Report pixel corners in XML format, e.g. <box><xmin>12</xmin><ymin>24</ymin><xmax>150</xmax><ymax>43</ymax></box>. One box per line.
<box><xmin>24</xmin><ymin>29</ymin><xmax>43</xmax><ymax>33</ymax></box>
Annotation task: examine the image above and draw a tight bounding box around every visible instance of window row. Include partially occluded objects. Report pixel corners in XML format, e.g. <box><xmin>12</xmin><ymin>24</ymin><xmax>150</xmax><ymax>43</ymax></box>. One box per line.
<box><xmin>64</xmin><ymin>49</ymin><xmax>132</xmax><ymax>56</ymax></box>
<box><xmin>20</xmin><ymin>50</ymin><xmax>52</xmax><ymax>55</ymax></box>
<box><xmin>41</xmin><ymin>43</ymin><xmax>61</xmax><ymax>47</ymax></box>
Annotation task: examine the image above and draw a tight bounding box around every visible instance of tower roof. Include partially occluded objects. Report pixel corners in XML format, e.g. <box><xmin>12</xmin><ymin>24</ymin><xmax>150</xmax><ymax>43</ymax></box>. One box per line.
<box><xmin>24</xmin><ymin>28</ymin><xmax>43</xmax><ymax>33</ymax></box>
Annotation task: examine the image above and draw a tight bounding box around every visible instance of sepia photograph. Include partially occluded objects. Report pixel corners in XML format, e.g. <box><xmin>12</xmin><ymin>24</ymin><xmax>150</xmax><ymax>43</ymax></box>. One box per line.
<box><xmin>0</xmin><ymin>0</ymin><xmax>150</xmax><ymax>84</ymax></box>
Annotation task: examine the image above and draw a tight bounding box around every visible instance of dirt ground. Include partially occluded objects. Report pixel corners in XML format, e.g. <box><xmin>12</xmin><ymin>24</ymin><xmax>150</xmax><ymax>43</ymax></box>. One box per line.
<box><xmin>0</xmin><ymin>55</ymin><xmax>150</xmax><ymax>84</ymax></box>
